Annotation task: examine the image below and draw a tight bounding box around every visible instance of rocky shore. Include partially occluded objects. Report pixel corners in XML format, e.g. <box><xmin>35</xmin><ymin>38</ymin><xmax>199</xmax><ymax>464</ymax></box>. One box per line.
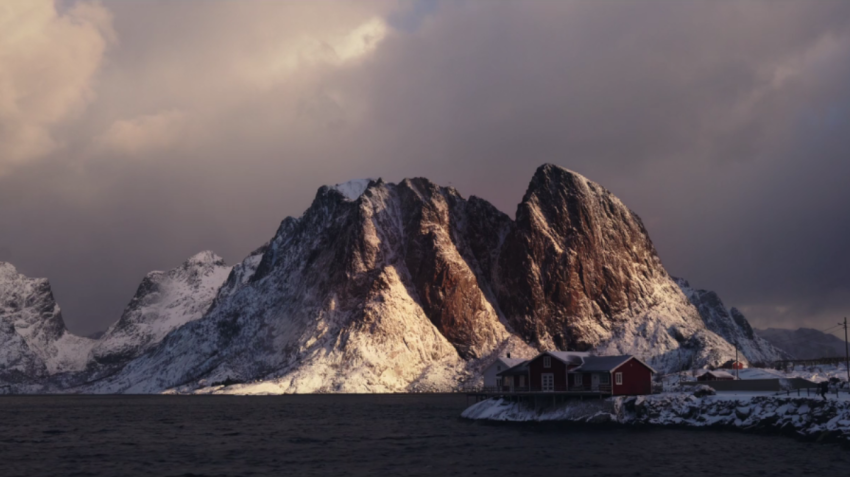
<box><xmin>461</xmin><ymin>392</ymin><xmax>850</xmax><ymax>443</ymax></box>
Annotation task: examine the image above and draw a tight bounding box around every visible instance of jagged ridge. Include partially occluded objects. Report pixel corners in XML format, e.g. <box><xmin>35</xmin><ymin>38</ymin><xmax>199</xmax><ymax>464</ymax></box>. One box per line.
<box><xmin>1</xmin><ymin>164</ymin><xmax>785</xmax><ymax>394</ymax></box>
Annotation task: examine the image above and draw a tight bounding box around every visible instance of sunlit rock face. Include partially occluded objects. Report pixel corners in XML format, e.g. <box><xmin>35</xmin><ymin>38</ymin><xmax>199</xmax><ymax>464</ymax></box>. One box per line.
<box><xmin>3</xmin><ymin>165</ymin><xmax>784</xmax><ymax>394</ymax></box>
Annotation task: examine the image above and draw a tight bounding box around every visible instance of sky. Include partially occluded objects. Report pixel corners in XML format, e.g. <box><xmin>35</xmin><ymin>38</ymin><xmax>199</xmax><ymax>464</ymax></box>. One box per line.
<box><xmin>1</xmin><ymin>0</ymin><xmax>849</xmax><ymax>336</ymax></box>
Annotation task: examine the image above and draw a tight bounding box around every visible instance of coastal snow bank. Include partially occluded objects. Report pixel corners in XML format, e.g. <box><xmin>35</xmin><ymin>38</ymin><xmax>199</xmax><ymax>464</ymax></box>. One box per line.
<box><xmin>462</xmin><ymin>393</ymin><xmax>850</xmax><ymax>441</ymax></box>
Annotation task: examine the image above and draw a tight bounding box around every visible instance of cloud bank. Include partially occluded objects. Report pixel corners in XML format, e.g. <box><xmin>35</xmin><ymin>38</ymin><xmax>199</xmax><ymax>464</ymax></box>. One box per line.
<box><xmin>1</xmin><ymin>1</ymin><xmax>849</xmax><ymax>335</ymax></box>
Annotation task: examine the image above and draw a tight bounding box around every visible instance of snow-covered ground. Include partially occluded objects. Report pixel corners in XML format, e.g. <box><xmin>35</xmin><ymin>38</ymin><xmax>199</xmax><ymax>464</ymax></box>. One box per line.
<box><xmin>462</xmin><ymin>390</ymin><xmax>850</xmax><ymax>442</ymax></box>
<box><xmin>662</xmin><ymin>364</ymin><xmax>850</xmax><ymax>391</ymax></box>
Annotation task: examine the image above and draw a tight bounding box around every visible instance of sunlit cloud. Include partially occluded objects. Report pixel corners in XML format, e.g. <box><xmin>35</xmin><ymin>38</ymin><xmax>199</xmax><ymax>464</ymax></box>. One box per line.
<box><xmin>0</xmin><ymin>0</ymin><xmax>112</xmax><ymax>173</ymax></box>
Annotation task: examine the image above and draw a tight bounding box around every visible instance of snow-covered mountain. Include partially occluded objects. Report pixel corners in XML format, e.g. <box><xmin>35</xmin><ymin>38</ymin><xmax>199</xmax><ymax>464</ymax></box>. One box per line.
<box><xmin>0</xmin><ymin>262</ymin><xmax>94</xmax><ymax>380</ymax></box>
<box><xmin>756</xmin><ymin>327</ymin><xmax>847</xmax><ymax>360</ymax></box>
<box><xmin>77</xmin><ymin>165</ymin><xmax>760</xmax><ymax>394</ymax></box>
<box><xmin>88</xmin><ymin>252</ymin><xmax>232</xmax><ymax>370</ymax></box>
<box><xmin>674</xmin><ymin>278</ymin><xmax>787</xmax><ymax>364</ymax></box>
<box><xmin>2</xmin><ymin>164</ymin><xmax>783</xmax><ymax>394</ymax></box>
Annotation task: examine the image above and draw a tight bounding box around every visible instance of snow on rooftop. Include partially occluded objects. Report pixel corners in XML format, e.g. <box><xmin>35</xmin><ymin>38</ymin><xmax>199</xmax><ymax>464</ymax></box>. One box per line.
<box><xmin>699</xmin><ymin>369</ymin><xmax>736</xmax><ymax>379</ymax></box>
<box><xmin>333</xmin><ymin>178</ymin><xmax>374</xmax><ymax>201</ymax></box>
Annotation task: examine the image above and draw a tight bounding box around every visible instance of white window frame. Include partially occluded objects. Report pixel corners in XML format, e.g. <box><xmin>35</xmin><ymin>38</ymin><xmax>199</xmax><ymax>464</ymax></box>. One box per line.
<box><xmin>543</xmin><ymin>356</ymin><xmax>552</xmax><ymax>368</ymax></box>
<box><xmin>542</xmin><ymin>373</ymin><xmax>554</xmax><ymax>392</ymax></box>
<box><xmin>615</xmin><ymin>372</ymin><xmax>623</xmax><ymax>385</ymax></box>
<box><xmin>574</xmin><ymin>373</ymin><xmax>583</xmax><ymax>386</ymax></box>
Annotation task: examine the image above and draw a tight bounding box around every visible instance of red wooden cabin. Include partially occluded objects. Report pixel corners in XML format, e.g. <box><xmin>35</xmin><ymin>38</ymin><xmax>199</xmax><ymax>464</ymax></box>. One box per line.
<box><xmin>527</xmin><ymin>351</ymin><xmax>588</xmax><ymax>392</ymax></box>
<box><xmin>501</xmin><ymin>352</ymin><xmax>656</xmax><ymax>396</ymax></box>
<box><xmin>572</xmin><ymin>356</ymin><xmax>656</xmax><ymax>395</ymax></box>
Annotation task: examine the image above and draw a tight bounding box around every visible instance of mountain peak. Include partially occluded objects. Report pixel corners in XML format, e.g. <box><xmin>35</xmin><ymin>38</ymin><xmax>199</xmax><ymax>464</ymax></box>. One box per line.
<box><xmin>185</xmin><ymin>251</ymin><xmax>226</xmax><ymax>267</ymax></box>
<box><xmin>332</xmin><ymin>178</ymin><xmax>376</xmax><ymax>201</ymax></box>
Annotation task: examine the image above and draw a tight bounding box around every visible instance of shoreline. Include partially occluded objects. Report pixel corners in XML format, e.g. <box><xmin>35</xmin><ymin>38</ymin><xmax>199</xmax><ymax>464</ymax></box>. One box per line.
<box><xmin>461</xmin><ymin>392</ymin><xmax>850</xmax><ymax>445</ymax></box>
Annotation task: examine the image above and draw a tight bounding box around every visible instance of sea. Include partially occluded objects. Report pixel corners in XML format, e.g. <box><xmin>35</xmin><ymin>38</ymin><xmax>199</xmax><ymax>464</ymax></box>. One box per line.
<box><xmin>1</xmin><ymin>393</ymin><xmax>847</xmax><ymax>476</ymax></box>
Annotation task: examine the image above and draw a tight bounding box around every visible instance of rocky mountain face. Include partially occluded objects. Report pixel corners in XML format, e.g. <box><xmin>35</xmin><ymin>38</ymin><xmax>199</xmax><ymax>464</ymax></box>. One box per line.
<box><xmin>0</xmin><ymin>262</ymin><xmax>94</xmax><ymax>388</ymax></box>
<box><xmin>88</xmin><ymin>252</ymin><xmax>232</xmax><ymax>371</ymax></box>
<box><xmin>675</xmin><ymin>278</ymin><xmax>787</xmax><ymax>364</ymax></box>
<box><xmin>757</xmin><ymin>328</ymin><xmax>847</xmax><ymax>360</ymax></box>
<box><xmin>0</xmin><ymin>254</ymin><xmax>231</xmax><ymax>392</ymax></box>
<box><xmin>492</xmin><ymin>166</ymin><xmax>742</xmax><ymax>371</ymax></box>
<box><xmin>77</xmin><ymin>165</ymin><xmax>756</xmax><ymax>394</ymax></box>
<box><xmin>1</xmin><ymin>164</ymin><xmax>783</xmax><ymax>394</ymax></box>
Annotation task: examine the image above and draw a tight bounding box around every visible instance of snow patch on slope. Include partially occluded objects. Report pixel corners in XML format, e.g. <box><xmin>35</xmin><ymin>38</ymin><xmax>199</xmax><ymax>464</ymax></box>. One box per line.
<box><xmin>333</xmin><ymin>178</ymin><xmax>374</xmax><ymax>201</ymax></box>
<box><xmin>89</xmin><ymin>252</ymin><xmax>231</xmax><ymax>367</ymax></box>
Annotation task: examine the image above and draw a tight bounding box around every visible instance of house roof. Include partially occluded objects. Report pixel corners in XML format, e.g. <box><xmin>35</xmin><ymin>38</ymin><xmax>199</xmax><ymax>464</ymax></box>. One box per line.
<box><xmin>497</xmin><ymin>357</ymin><xmax>526</xmax><ymax>369</ymax></box>
<box><xmin>531</xmin><ymin>351</ymin><xmax>589</xmax><ymax>367</ymax></box>
<box><xmin>575</xmin><ymin>355</ymin><xmax>657</xmax><ymax>374</ymax></box>
<box><xmin>697</xmin><ymin>369</ymin><xmax>736</xmax><ymax>379</ymax></box>
<box><xmin>497</xmin><ymin>361</ymin><xmax>529</xmax><ymax>376</ymax></box>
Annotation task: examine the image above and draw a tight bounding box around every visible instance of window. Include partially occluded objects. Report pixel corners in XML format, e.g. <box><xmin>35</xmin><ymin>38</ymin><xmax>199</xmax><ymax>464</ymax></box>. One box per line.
<box><xmin>497</xmin><ymin>366</ymin><xmax>501</xmax><ymax>371</ymax></box>
<box><xmin>600</xmin><ymin>374</ymin><xmax>610</xmax><ymax>384</ymax></box>
<box><xmin>505</xmin><ymin>376</ymin><xmax>513</xmax><ymax>387</ymax></box>
<box><xmin>543</xmin><ymin>356</ymin><xmax>552</xmax><ymax>368</ymax></box>
<box><xmin>615</xmin><ymin>372</ymin><xmax>623</xmax><ymax>385</ymax></box>
<box><xmin>519</xmin><ymin>375</ymin><xmax>526</xmax><ymax>387</ymax></box>
<box><xmin>574</xmin><ymin>374</ymin><xmax>583</xmax><ymax>386</ymax></box>
<box><xmin>541</xmin><ymin>373</ymin><xmax>554</xmax><ymax>392</ymax></box>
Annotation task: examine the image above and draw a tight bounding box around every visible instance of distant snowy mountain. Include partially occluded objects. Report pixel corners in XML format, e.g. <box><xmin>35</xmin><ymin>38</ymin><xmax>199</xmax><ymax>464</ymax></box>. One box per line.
<box><xmin>674</xmin><ymin>278</ymin><xmax>787</xmax><ymax>364</ymax></box>
<box><xmin>0</xmin><ymin>262</ymin><xmax>94</xmax><ymax>380</ymax></box>
<box><xmin>756</xmin><ymin>327</ymin><xmax>847</xmax><ymax>360</ymax></box>
<box><xmin>2</xmin><ymin>165</ymin><xmax>786</xmax><ymax>394</ymax></box>
<box><xmin>88</xmin><ymin>252</ymin><xmax>231</xmax><ymax>370</ymax></box>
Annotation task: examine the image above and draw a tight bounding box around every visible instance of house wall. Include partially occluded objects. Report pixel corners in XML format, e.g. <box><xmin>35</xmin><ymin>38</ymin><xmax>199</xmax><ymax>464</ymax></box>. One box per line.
<box><xmin>529</xmin><ymin>355</ymin><xmax>567</xmax><ymax>391</ymax></box>
<box><xmin>568</xmin><ymin>372</ymin><xmax>586</xmax><ymax>390</ymax></box>
<box><xmin>612</xmin><ymin>358</ymin><xmax>653</xmax><ymax>396</ymax></box>
<box><xmin>483</xmin><ymin>360</ymin><xmax>510</xmax><ymax>388</ymax></box>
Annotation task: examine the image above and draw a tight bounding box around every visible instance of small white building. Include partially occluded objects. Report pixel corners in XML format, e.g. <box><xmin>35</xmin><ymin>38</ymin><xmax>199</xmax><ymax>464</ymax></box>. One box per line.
<box><xmin>482</xmin><ymin>355</ymin><xmax>525</xmax><ymax>390</ymax></box>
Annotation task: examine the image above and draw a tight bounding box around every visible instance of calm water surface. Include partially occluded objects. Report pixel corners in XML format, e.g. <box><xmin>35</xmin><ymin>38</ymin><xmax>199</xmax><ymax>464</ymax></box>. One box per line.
<box><xmin>1</xmin><ymin>394</ymin><xmax>847</xmax><ymax>476</ymax></box>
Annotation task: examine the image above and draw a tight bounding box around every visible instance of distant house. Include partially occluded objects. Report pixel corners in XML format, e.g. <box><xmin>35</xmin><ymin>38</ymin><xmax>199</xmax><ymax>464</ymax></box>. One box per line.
<box><xmin>482</xmin><ymin>355</ymin><xmax>526</xmax><ymax>391</ymax></box>
<box><xmin>496</xmin><ymin>352</ymin><xmax>656</xmax><ymax>396</ymax></box>
<box><xmin>696</xmin><ymin>370</ymin><xmax>736</xmax><ymax>381</ymax></box>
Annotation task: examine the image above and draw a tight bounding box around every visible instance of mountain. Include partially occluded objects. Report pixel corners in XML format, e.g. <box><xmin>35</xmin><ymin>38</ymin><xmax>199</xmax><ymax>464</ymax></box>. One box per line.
<box><xmin>78</xmin><ymin>164</ymin><xmax>761</xmax><ymax>394</ymax></box>
<box><xmin>0</xmin><ymin>262</ymin><xmax>94</xmax><ymax>384</ymax></box>
<box><xmin>756</xmin><ymin>327</ymin><xmax>847</xmax><ymax>360</ymax></box>
<box><xmin>2</xmin><ymin>164</ymin><xmax>780</xmax><ymax>394</ymax></box>
<box><xmin>88</xmin><ymin>252</ymin><xmax>232</xmax><ymax>371</ymax></box>
<box><xmin>675</xmin><ymin>278</ymin><xmax>787</xmax><ymax>364</ymax></box>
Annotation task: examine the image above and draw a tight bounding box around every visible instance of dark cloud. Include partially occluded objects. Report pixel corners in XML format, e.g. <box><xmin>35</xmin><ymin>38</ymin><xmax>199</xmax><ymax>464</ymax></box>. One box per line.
<box><xmin>2</xmin><ymin>1</ymin><xmax>850</xmax><ymax>334</ymax></box>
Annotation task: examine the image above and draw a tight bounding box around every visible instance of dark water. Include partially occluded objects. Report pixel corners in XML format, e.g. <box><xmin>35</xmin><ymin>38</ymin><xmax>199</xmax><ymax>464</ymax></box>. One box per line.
<box><xmin>1</xmin><ymin>394</ymin><xmax>848</xmax><ymax>477</ymax></box>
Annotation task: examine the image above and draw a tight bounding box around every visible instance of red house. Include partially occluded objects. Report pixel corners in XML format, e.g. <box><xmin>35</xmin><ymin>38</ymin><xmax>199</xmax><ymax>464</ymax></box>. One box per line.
<box><xmin>502</xmin><ymin>352</ymin><xmax>656</xmax><ymax>396</ymax></box>
<box><xmin>572</xmin><ymin>355</ymin><xmax>656</xmax><ymax>395</ymax></box>
<box><xmin>526</xmin><ymin>351</ymin><xmax>588</xmax><ymax>392</ymax></box>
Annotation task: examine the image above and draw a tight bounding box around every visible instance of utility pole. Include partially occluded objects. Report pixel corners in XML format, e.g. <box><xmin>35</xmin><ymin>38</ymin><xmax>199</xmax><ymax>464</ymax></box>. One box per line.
<box><xmin>842</xmin><ymin>317</ymin><xmax>849</xmax><ymax>383</ymax></box>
